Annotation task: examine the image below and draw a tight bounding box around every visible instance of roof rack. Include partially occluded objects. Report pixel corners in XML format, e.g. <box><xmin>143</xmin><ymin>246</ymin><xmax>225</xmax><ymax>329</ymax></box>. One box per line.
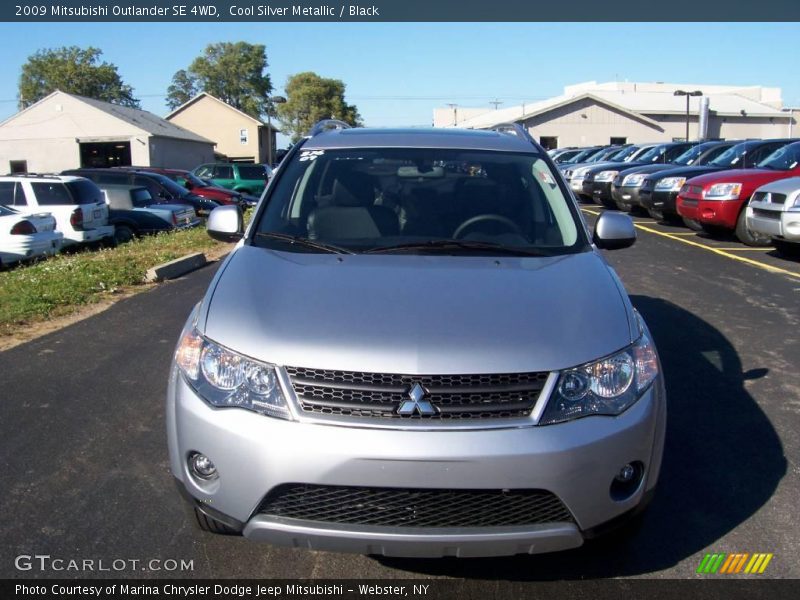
<box><xmin>485</xmin><ymin>122</ymin><xmax>537</xmax><ymax>146</ymax></box>
<box><xmin>307</xmin><ymin>119</ymin><xmax>353</xmax><ymax>137</ymax></box>
<box><xmin>0</xmin><ymin>172</ymin><xmax>62</xmax><ymax>179</ymax></box>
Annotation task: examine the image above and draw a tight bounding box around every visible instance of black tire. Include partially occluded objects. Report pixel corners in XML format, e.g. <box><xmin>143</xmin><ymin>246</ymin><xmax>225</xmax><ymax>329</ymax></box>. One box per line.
<box><xmin>192</xmin><ymin>506</ymin><xmax>241</xmax><ymax>535</ymax></box>
<box><xmin>648</xmin><ymin>207</ymin><xmax>665</xmax><ymax>221</ymax></box>
<box><xmin>735</xmin><ymin>209</ymin><xmax>771</xmax><ymax>247</ymax></box>
<box><xmin>113</xmin><ymin>225</ymin><xmax>135</xmax><ymax>246</ymax></box>
<box><xmin>615</xmin><ymin>199</ymin><xmax>633</xmax><ymax>213</ymax></box>
<box><xmin>682</xmin><ymin>217</ymin><xmax>703</xmax><ymax>231</ymax></box>
<box><xmin>773</xmin><ymin>239</ymin><xmax>800</xmax><ymax>258</ymax></box>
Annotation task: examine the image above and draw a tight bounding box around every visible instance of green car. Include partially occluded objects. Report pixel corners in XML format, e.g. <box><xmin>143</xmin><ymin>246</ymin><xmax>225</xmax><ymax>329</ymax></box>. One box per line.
<box><xmin>192</xmin><ymin>163</ymin><xmax>272</xmax><ymax>196</ymax></box>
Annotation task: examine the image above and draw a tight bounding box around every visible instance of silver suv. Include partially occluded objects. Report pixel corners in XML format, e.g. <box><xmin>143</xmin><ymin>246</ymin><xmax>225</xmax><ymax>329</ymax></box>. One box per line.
<box><xmin>167</xmin><ymin>122</ymin><xmax>666</xmax><ymax>558</ymax></box>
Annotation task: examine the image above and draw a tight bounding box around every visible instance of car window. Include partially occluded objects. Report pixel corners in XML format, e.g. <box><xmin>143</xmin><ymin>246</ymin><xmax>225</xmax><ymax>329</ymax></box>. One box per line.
<box><xmin>757</xmin><ymin>142</ymin><xmax>800</xmax><ymax>170</ymax></box>
<box><xmin>131</xmin><ymin>188</ymin><xmax>154</xmax><ymax>207</ymax></box>
<box><xmin>214</xmin><ymin>165</ymin><xmax>234</xmax><ymax>179</ymax></box>
<box><xmin>133</xmin><ymin>176</ymin><xmax>165</xmax><ymax>199</ymax></box>
<box><xmin>195</xmin><ymin>166</ymin><xmax>213</xmax><ymax>178</ymax></box>
<box><xmin>31</xmin><ymin>182</ymin><xmax>75</xmax><ymax>205</ymax></box>
<box><xmin>237</xmin><ymin>165</ymin><xmax>267</xmax><ymax>179</ymax></box>
<box><xmin>256</xmin><ymin>147</ymin><xmax>585</xmax><ymax>255</ymax></box>
<box><xmin>696</xmin><ymin>144</ymin><xmax>730</xmax><ymax>165</ymax></box>
<box><xmin>64</xmin><ymin>179</ymin><xmax>105</xmax><ymax>204</ymax></box>
<box><xmin>0</xmin><ymin>181</ymin><xmax>25</xmax><ymax>207</ymax></box>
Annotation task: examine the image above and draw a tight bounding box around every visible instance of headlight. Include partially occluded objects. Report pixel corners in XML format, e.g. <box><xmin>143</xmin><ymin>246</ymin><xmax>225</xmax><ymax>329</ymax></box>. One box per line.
<box><xmin>654</xmin><ymin>177</ymin><xmax>686</xmax><ymax>192</ymax></box>
<box><xmin>595</xmin><ymin>170</ymin><xmax>619</xmax><ymax>182</ymax></box>
<box><xmin>571</xmin><ymin>167</ymin><xmax>589</xmax><ymax>178</ymax></box>
<box><xmin>622</xmin><ymin>173</ymin><xmax>646</xmax><ymax>187</ymax></box>
<box><xmin>175</xmin><ymin>328</ymin><xmax>291</xmax><ymax>420</ymax></box>
<box><xmin>539</xmin><ymin>313</ymin><xmax>658</xmax><ymax>425</ymax></box>
<box><xmin>703</xmin><ymin>183</ymin><xmax>742</xmax><ymax>200</ymax></box>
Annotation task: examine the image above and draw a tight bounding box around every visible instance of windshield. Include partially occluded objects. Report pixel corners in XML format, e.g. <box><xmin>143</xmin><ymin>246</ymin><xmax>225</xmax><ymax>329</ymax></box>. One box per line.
<box><xmin>612</xmin><ymin>145</ymin><xmax>642</xmax><ymax>162</ymax></box>
<box><xmin>563</xmin><ymin>148</ymin><xmax>598</xmax><ymax>164</ymax></box>
<box><xmin>758</xmin><ymin>142</ymin><xmax>800</xmax><ymax>170</ymax></box>
<box><xmin>635</xmin><ymin>145</ymin><xmax>668</xmax><ymax>163</ymax></box>
<box><xmin>146</xmin><ymin>173</ymin><xmax>192</xmax><ymax>197</ymax></box>
<box><xmin>255</xmin><ymin>147</ymin><xmax>586</xmax><ymax>255</ymax></box>
<box><xmin>708</xmin><ymin>142</ymin><xmax>752</xmax><ymax>168</ymax></box>
<box><xmin>674</xmin><ymin>144</ymin><xmax>708</xmax><ymax>166</ymax></box>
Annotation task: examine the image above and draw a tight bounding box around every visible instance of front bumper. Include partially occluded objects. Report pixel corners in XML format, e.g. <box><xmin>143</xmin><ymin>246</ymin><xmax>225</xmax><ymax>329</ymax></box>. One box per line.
<box><xmin>167</xmin><ymin>366</ymin><xmax>666</xmax><ymax>557</ymax></box>
<box><xmin>611</xmin><ymin>185</ymin><xmax>644</xmax><ymax>209</ymax></box>
<box><xmin>590</xmin><ymin>181</ymin><xmax>613</xmax><ymax>203</ymax></box>
<box><xmin>676</xmin><ymin>197</ymin><xmax>741</xmax><ymax>228</ymax></box>
<box><xmin>640</xmin><ymin>188</ymin><xmax>679</xmax><ymax>215</ymax></box>
<box><xmin>746</xmin><ymin>206</ymin><xmax>800</xmax><ymax>241</ymax></box>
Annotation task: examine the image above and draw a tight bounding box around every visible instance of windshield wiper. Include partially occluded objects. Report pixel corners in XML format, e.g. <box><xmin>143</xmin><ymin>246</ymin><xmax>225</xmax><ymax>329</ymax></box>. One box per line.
<box><xmin>254</xmin><ymin>232</ymin><xmax>354</xmax><ymax>254</ymax></box>
<box><xmin>363</xmin><ymin>239</ymin><xmax>553</xmax><ymax>256</ymax></box>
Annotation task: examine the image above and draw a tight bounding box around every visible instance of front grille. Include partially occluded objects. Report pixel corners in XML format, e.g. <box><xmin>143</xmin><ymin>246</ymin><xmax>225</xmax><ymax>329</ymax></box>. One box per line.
<box><xmin>752</xmin><ymin>208</ymin><xmax>781</xmax><ymax>220</ymax></box>
<box><xmin>257</xmin><ymin>484</ymin><xmax>574</xmax><ymax>528</ymax></box>
<box><xmin>285</xmin><ymin>366</ymin><xmax>549</xmax><ymax>420</ymax></box>
<box><xmin>752</xmin><ymin>191</ymin><xmax>787</xmax><ymax>205</ymax></box>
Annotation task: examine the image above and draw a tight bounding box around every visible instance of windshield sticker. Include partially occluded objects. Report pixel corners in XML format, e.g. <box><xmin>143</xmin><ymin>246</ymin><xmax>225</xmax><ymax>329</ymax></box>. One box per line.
<box><xmin>299</xmin><ymin>150</ymin><xmax>325</xmax><ymax>162</ymax></box>
<box><xmin>536</xmin><ymin>169</ymin><xmax>557</xmax><ymax>187</ymax></box>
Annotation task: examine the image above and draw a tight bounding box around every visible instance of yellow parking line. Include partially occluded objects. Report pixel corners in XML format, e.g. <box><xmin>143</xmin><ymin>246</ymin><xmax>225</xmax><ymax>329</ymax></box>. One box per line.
<box><xmin>633</xmin><ymin>223</ymin><xmax>800</xmax><ymax>281</ymax></box>
<box><xmin>664</xmin><ymin>232</ymin><xmax>698</xmax><ymax>236</ymax></box>
<box><xmin>714</xmin><ymin>247</ymin><xmax>772</xmax><ymax>251</ymax></box>
<box><xmin>580</xmin><ymin>207</ymin><xmax>800</xmax><ymax>280</ymax></box>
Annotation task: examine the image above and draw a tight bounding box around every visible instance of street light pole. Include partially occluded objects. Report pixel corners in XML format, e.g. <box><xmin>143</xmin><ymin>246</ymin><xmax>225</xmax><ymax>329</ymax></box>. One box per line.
<box><xmin>266</xmin><ymin>95</ymin><xmax>286</xmax><ymax>167</ymax></box>
<box><xmin>674</xmin><ymin>90</ymin><xmax>703</xmax><ymax>141</ymax></box>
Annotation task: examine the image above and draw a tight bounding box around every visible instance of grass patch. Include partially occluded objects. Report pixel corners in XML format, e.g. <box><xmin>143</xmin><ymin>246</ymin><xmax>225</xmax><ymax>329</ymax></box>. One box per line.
<box><xmin>0</xmin><ymin>226</ymin><xmax>222</xmax><ymax>336</ymax></box>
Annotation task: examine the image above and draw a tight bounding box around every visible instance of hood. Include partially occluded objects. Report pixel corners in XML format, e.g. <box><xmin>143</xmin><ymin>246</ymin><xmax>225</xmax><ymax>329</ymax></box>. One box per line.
<box><xmin>201</xmin><ymin>246</ymin><xmax>636</xmax><ymax>375</ymax></box>
<box><xmin>685</xmin><ymin>168</ymin><xmax>778</xmax><ymax>187</ymax></box>
<box><xmin>619</xmin><ymin>164</ymin><xmax>677</xmax><ymax>177</ymax></box>
<box><xmin>647</xmin><ymin>165</ymin><xmax>722</xmax><ymax>180</ymax></box>
<box><xmin>753</xmin><ymin>176</ymin><xmax>800</xmax><ymax>195</ymax></box>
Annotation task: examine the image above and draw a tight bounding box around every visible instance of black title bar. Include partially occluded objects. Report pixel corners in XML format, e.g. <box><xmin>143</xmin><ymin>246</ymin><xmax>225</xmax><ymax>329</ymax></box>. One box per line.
<box><xmin>3</xmin><ymin>0</ymin><xmax>800</xmax><ymax>22</ymax></box>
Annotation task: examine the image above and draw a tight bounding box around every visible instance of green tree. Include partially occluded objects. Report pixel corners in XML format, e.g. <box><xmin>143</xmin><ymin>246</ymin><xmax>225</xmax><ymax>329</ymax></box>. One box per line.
<box><xmin>277</xmin><ymin>72</ymin><xmax>362</xmax><ymax>142</ymax></box>
<box><xmin>18</xmin><ymin>46</ymin><xmax>139</xmax><ymax>108</ymax></box>
<box><xmin>166</xmin><ymin>42</ymin><xmax>272</xmax><ymax>118</ymax></box>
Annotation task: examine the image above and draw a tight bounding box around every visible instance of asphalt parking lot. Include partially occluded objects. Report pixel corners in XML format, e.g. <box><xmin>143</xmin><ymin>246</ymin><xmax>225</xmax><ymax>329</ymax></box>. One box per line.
<box><xmin>1</xmin><ymin>207</ymin><xmax>798</xmax><ymax>581</ymax></box>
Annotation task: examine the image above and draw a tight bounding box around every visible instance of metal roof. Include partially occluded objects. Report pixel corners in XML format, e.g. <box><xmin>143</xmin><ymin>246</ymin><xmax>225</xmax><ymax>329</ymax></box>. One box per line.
<box><xmin>304</xmin><ymin>127</ymin><xmax>539</xmax><ymax>152</ymax></box>
<box><xmin>454</xmin><ymin>89</ymin><xmax>788</xmax><ymax>131</ymax></box>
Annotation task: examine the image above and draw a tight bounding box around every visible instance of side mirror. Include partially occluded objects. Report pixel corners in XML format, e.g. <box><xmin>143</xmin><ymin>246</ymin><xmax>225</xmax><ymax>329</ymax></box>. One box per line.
<box><xmin>207</xmin><ymin>205</ymin><xmax>244</xmax><ymax>242</ymax></box>
<box><xmin>593</xmin><ymin>212</ymin><xmax>636</xmax><ymax>250</ymax></box>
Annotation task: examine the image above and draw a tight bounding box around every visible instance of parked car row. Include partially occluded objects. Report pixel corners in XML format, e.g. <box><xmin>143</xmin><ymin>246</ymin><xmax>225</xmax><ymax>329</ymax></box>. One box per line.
<box><xmin>558</xmin><ymin>139</ymin><xmax>800</xmax><ymax>258</ymax></box>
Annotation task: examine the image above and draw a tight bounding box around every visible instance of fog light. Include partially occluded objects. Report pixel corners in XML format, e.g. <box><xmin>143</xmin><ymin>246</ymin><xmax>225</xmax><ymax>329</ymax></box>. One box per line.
<box><xmin>189</xmin><ymin>452</ymin><xmax>218</xmax><ymax>480</ymax></box>
<box><xmin>616</xmin><ymin>463</ymin><xmax>636</xmax><ymax>483</ymax></box>
<box><xmin>609</xmin><ymin>461</ymin><xmax>644</xmax><ymax>501</ymax></box>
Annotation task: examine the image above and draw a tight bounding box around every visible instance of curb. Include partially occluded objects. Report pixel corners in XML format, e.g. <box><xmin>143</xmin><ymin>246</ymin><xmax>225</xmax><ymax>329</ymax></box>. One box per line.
<box><xmin>145</xmin><ymin>252</ymin><xmax>207</xmax><ymax>283</ymax></box>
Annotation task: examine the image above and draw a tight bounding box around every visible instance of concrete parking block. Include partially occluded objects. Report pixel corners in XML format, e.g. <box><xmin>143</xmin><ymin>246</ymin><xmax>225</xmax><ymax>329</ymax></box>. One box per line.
<box><xmin>144</xmin><ymin>252</ymin><xmax>207</xmax><ymax>282</ymax></box>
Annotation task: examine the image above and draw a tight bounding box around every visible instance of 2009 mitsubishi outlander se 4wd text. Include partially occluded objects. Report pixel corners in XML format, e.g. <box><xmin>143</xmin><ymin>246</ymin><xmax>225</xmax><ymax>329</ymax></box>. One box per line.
<box><xmin>167</xmin><ymin>121</ymin><xmax>666</xmax><ymax>558</ymax></box>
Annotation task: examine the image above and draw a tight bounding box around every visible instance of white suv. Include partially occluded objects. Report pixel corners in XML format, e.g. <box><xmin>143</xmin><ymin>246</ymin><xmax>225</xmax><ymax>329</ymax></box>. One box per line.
<box><xmin>0</xmin><ymin>175</ymin><xmax>114</xmax><ymax>247</ymax></box>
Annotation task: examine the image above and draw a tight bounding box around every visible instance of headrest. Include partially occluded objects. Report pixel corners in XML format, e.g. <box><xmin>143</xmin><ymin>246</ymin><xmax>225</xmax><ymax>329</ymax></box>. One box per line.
<box><xmin>332</xmin><ymin>170</ymin><xmax>375</xmax><ymax>207</ymax></box>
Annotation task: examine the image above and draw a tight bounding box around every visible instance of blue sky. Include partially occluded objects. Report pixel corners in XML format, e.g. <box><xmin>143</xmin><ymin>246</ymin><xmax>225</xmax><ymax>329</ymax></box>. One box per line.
<box><xmin>0</xmin><ymin>22</ymin><xmax>798</xmax><ymax>148</ymax></box>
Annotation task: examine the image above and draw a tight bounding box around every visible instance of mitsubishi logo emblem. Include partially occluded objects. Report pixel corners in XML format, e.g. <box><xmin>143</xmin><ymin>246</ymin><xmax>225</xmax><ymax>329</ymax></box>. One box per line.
<box><xmin>397</xmin><ymin>383</ymin><xmax>438</xmax><ymax>416</ymax></box>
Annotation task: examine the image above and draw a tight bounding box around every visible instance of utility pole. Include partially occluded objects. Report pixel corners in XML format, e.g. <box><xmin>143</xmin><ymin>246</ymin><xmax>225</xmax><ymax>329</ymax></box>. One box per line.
<box><xmin>446</xmin><ymin>103</ymin><xmax>458</xmax><ymax>126</ymax></box>
<box><xmin>265</xmin><ymin>95</ymin><xmax>286</xmax><ymax>166</ymax></box>
<box><xmin>489</xmin><ymin>99</ymin><xmax>503</xmax><ymax>110</ymax></box>
<box><xmin>673</xmin><ymin>90</ymin><xmax>703</xmax><ymax>141</ymax></box>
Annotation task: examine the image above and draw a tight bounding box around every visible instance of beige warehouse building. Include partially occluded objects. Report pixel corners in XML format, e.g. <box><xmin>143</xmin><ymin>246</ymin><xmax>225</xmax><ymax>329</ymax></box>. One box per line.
<box><xmin>0</xmin><ymin>90</ymin><xmax>215</xmax><ymax>173</ymax></box>
<box><xmin>165</xmin><ymin>92</ymin><xmax>278</xmax><ymax>164</ymax></box>
<box><xmin>435</xmin><ymin>81</ymin><xmax>797</xmax><ymax>149</ymax></box>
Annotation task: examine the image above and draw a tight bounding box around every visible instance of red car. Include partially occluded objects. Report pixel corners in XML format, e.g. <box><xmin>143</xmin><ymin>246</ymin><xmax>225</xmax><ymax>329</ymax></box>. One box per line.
<box><xmin>677</xmin><ymin>141</ymin><xmax>800</xmax><ymax>245</ymax></box>
<box><xmin>128</xmin><ymin>168</ymin><xmax>257</xmax><ymax>206</ymax></box>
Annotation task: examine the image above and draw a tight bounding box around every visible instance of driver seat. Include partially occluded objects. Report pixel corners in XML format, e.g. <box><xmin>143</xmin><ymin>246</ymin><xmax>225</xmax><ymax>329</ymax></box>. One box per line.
<box><xmin>307</xmin><ymin>171</ymin><xmax>399</xmax><ymax>240</ymax></box>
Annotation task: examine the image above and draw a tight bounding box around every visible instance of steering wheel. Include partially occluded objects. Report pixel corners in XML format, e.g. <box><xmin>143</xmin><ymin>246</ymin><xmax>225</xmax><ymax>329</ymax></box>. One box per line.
<box><xmin>452</xmin><ymin>214</ymin><xmax>523</xmax><ymax>239</ymax></box>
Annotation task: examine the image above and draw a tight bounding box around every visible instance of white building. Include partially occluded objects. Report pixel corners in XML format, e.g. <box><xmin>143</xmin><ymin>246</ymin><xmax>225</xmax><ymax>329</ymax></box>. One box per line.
<box><xmin>0</xmin><ymin>91</ymin><xmax>215</xmax><ymax>173</ymax></box>
<box><xmin>434</xmin><ymin>81</ymin><xmax>796</xmax><ymax>149</ymax></box>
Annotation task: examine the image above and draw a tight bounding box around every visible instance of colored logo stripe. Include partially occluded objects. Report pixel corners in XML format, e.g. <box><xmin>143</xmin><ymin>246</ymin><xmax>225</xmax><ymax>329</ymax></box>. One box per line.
<box><xmin>698</xmin><ymin>553</ymin><xmax>773</xmax><ymax>574</ymax></box>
